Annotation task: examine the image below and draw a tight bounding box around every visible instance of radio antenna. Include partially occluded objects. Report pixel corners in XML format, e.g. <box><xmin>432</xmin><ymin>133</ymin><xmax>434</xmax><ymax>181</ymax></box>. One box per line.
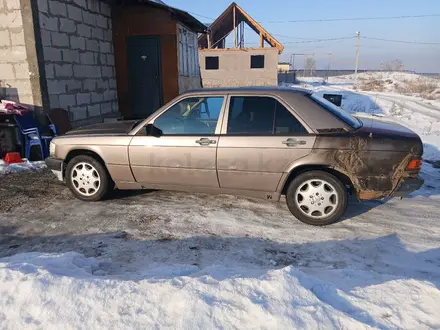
<box><xmin>369</xmin><ymin>93</ymin><xmax>379</xmax><ymax>138</ymax></box>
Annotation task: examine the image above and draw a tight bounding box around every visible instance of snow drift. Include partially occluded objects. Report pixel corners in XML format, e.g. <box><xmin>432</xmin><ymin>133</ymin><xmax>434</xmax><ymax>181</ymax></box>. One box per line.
<box><xmin>1</xmin><ymin>251</ymin><xmax>439</xmax><ymax>329</ymax></box>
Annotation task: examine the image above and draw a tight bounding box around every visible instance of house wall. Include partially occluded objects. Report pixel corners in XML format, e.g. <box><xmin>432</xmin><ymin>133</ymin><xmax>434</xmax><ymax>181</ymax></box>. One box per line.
<box><xmin>37</xmin><ymin>0</ymin><xmax>118</xmax><ymax>123</ymax></box>
<box><xmin>113</xmin><ymin>5</ymin><xmax>179</xmax><ymax>119</ymax></box>
<box><xmin>199</xmin><ymin>48</ymin><xmax>279</xmax><ymax>88</ymax></box>
<box><xmin>278</xmin><ymin>63</ymin><xmax>290</xmax><ymax>72</ymax></box>
<box><xmin>0</xmin><ymin>0</ymin><xmax>35</xmax><ymax>105</ymax></box>
<box><xmin>177</xmin><ymin>23</ymin><xmax>201</xmax><ymax>93</ymax></box>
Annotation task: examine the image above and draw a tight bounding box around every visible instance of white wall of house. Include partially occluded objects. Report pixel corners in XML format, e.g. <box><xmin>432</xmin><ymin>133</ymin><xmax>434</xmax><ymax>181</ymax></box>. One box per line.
<box><xmin>177</xmin><ymin>23</ymin><xmax>201</xmax><ymax>93</ymax></box>
<box><xmin>37</xmin><ymin>0</ymin><xmax>118</xmax><ymax>123</ymax></box>
<box><xmin>0</xmin><ymin>0</ymin><xmax>34</xmax><ymax>105</ymax></box>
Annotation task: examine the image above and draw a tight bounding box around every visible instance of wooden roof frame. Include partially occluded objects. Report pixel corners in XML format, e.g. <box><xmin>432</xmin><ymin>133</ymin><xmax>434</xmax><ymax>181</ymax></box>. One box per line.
<box><xmin>198</xmin><ymin>2</ymin><xmax>284</xmax><ymax>54</ymax></box>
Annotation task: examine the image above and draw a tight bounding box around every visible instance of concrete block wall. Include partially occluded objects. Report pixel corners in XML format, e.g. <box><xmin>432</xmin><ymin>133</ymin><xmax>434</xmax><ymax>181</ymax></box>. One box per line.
<box><xmin>199</xmin><ymin>48</ymin><xmax>279</xmax><ymax>88</ymax></box>
<box><xmin>38</xmin><ymin>0</ymin><xmax>118</xmax><ymax>122</ymax></box>
<box><xmin>0</xmin><ymin>0</ymin><xmax>34</xmax><ymax>104</ymax></box>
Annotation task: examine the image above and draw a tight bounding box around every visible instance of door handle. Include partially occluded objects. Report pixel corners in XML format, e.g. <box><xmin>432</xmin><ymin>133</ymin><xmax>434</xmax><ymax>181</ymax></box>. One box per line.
<box><xmin>282</xmin><ymin>138</ymin><xmax>306</xmax><ymax>147</ymax></box>
<box><xmin>196</xmin><ymin>138</ymin><xmax>216</xmax><ymax>145</ymax></box>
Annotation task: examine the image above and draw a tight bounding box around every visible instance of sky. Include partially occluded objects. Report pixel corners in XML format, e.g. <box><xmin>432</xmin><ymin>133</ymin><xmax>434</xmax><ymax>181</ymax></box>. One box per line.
<box><xmin>165</xmin><ymin>0</ymin><xmax>440</xmax><ymax>73</ymax></box>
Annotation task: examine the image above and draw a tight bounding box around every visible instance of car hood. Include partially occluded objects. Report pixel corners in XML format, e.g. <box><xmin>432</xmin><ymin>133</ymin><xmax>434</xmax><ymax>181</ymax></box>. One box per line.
<box><xmin>65</xmin><ymin>120</ymin><xmax>139</xmax><ymax>136</ymax></box>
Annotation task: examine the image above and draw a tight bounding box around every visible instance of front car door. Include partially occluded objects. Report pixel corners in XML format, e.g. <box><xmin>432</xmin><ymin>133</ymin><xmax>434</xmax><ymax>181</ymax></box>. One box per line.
<box><xmin>129</xmin><ymin>95</ymin><xmax>225</xmax><ymax>188</ymax></box>
<box><xmin>217</xmin><ymin>94</ymin><xmax>316</xmax><ymax>192</ymax></box>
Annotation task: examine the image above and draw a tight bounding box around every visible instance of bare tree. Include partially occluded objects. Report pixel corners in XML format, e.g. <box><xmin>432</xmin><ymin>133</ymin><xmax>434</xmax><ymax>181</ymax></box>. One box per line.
<box><xmin>304</xmin><ymin>56</ymin><xmax>316</xmax><ymax>76</ymax></box>
<box><xmin>383</xmin><ymin>59</ymin><xmax>404</xmax><ymax>72</ymax></box>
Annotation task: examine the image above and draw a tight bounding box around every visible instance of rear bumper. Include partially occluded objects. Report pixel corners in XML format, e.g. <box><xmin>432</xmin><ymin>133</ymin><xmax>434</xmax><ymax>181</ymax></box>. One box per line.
<box><xmin>45</xmin><ymin>157</ymin><xmax>64</xmax><ymax>182</ymax></box>
<box><xmin>392</xmin><ymin>177</ymin><xmax>424</xmax><ymax>197</ymax></box>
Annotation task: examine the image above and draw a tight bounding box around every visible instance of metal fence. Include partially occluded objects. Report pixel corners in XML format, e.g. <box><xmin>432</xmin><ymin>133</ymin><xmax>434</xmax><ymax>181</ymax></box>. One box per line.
<box><xmin>278</xmin><ymin>71</ymin><xmax>296</xmax><ymax>84</ymax></box>
<box><xmin>277</xmin><ymin>69</ymin><xmax>439</xmax><ymax>85</ymax></box>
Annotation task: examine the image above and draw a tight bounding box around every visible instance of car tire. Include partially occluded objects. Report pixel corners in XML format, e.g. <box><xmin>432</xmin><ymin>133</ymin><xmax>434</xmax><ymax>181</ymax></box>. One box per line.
<box><xmin>286</xmin><ymin>170</ymin><xmax>348</xmax><ymax>226</ymax></box>
<box><xmin>65</xmin><ymin>155</ymin><xmax>114</xmax><ymax>202</ymax></box>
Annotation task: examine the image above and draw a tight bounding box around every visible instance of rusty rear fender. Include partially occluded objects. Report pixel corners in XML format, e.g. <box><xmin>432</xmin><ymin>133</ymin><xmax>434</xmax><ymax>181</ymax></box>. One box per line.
<box><xmin>277</xmin><ymin>134</ymin><xmax>423</xmax><ymax>200</ymax></box>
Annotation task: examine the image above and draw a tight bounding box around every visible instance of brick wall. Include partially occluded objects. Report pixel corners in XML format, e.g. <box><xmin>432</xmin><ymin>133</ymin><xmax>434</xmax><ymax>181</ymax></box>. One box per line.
<box><xmin>38</xmin><ymin>0</ymin><xmax>118</xmax><ymax>123</ymax></box>
<box><xmin>0</xmin><ymin>0</ymin><xmax>34</xmax><ymax>104</ymax></box>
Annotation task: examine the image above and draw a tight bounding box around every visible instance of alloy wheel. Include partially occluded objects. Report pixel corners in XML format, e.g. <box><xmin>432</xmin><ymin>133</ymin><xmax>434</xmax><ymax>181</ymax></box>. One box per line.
<box><xmin>295</xmin><ymin>179</ymin><xmax>339</xmax><ymax>219</ymax></box>
<box><xmin>71</xmin><ymin>162</ymin><xmax>101</xmax><ymax>197</ymax></box>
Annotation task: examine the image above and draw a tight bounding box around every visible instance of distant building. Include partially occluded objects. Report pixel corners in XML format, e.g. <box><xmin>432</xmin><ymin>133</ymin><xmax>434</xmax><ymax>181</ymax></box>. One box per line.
<box><xmin>198</xmin><ymin>2</ymin><xmax>284</xmax><ymax>88</ymax></box>
<box><xmin>278</xmin><ymin>62</ymin><xmax>290</xmax><ymax>72</ymax></box>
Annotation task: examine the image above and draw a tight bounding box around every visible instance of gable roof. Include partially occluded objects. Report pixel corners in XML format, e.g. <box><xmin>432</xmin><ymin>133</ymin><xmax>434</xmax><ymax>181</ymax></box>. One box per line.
<box><xmin>198</xmin><ymin>2</ymin><xmax>283</xmax><ymax>53</ymax></box>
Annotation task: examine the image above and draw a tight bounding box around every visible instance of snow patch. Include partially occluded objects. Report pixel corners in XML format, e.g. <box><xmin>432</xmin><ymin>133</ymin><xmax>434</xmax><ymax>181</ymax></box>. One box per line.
<box><xmin>0</xmin><ymin>160</ymin><xmax>46</xmax><ymax>176</ymax></box>
<box><xmin>1</xmin><ymin>251</ymin><xmax>439</xmax><ymax>329</ymax></box>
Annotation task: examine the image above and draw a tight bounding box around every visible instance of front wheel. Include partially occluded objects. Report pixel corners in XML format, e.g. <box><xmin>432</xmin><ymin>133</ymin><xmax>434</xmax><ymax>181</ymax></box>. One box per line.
<box><xmin>66</xmin><ymin>155</ymin><xmax>113</xmax><ymax>201</ymax></box>
<box><xmin>286</xmin><ymin>170</ymin><xmax>348</xmax><ymax>226</ymax></box>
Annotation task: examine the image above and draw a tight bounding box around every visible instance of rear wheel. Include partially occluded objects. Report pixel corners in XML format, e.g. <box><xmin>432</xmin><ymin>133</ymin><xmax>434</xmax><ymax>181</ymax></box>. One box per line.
<box><xmin>286</xmin><ymin>170</ymin><xmax>348</xmax><ymax>226</ymax></box>
<box><xmin>66</xmin><ymin>155</ymin><xmax>113</xmax><ymax>201</ymax></box>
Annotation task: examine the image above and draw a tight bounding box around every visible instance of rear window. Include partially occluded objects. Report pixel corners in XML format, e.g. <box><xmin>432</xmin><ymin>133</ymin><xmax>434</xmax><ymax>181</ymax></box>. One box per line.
<box><xmin>309</xmin><ymin>94</ymin><xmax>362</xmax><ymax>129</ymax></box>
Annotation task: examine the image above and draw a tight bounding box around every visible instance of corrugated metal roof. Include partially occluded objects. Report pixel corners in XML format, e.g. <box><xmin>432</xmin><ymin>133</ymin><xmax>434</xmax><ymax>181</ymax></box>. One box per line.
<box><xmin>112</xmin><ymin>0</ymin><xmax>207</xmax><ymax>33</ymax></box>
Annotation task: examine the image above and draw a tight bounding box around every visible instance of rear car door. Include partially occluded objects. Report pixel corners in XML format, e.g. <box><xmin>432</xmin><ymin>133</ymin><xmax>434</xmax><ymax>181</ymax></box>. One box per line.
<box><xmin>129</xmin><ymin>95</ymin><xmax>225</xmax><ymax>188</ymax></box>
<box><xmin>217</xmin><ymin>95</ymin><xmax>316</xmax><ymax>192</ymax></box>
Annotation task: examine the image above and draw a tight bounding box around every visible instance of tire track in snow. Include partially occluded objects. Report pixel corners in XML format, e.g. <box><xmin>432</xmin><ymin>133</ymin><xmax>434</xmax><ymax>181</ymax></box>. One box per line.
<box><xmin>363</xmin><ymin>93</ymin><xmax>440</xmax><ymax>121</ymax></box>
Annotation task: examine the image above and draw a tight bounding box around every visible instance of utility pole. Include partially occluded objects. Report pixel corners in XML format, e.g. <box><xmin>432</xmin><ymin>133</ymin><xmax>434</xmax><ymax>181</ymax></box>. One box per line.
<box><xmin>325</xmin><ymin>53</ymin><xmax>333</xmax><ymax>83</ymax></box>
<box><xmin>233</xmin><ymin>5</ymin><xmax>236</xmax><ymax>48</ymax></box>
<box><xmin>354</xmin><ymin>31</ymin><xmax>361</xmax><ymax>75</ymax></box>
<box><xmin>290</xmin><ymin>54</ymin><xmax>295</xmax><ymax>71</ymax></box>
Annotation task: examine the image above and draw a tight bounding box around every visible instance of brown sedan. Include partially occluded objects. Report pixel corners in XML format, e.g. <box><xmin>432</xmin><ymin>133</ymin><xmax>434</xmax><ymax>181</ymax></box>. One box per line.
<box><xmin>45</xmin><ymin>87</ymin><xmax>424</xmax><ymax>225</ymax></box>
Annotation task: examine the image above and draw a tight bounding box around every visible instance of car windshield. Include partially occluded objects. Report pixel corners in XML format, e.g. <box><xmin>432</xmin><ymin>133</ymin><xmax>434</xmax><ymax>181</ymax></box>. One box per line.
<box><xmin>309</xmin><ymin>94</ymin><xmax>362</xmax><ymax>129</ymax></box>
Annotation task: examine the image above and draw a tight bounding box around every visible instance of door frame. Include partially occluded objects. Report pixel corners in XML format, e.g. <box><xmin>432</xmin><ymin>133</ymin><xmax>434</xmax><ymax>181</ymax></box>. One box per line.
<box><xmin>219</xmin><ymin>93</ymin><xmax>314</xmax><ymax>135</ymax></box>
<box><xmin>128</xmin><ymin>94</ymin><xmax>229</xmax><ymax>188</ymax></box>
<box><xmin>126</xmin><ymin>35</ymin><xmax>163</xmax><ymax>119</ymax></box>
<box><xmin>130</xmin><ymin>93</ymin><xmax>229</xmax><ymax>136</ymax></box>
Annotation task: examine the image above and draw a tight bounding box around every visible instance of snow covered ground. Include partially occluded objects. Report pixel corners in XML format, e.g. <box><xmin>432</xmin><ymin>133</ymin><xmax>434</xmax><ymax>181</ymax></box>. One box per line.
<box><xmin>0</xmin><ymin>159</ymin><xmax>46</xmax><ymax>176</ymax></box>
<box><xmin>1</xmin><ymin>246</ymin><xmax>439</xmax><ymax>330</ymax></box>
<box><xmin>1</xmin><ymin>74</ymin><xmax>440</xmax><ymax>329</ymax></box>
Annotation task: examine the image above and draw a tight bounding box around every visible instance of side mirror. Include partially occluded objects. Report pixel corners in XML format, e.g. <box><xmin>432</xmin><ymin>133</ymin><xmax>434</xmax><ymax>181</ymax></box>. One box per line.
<box><xmin>145</xmin><ymin>124</ymin><xmax>162</xmax><ymax>138</ymax></box>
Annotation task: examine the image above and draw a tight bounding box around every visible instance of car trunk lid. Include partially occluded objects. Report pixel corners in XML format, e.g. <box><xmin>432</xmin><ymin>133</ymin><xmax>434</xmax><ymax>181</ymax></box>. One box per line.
<box><xmin>354</xmin><ymin>115</ymin><xmax>423</xmax><ymax>154</ymax></box>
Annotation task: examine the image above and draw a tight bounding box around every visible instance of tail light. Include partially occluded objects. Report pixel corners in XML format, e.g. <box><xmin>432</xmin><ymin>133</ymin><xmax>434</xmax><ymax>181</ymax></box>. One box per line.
<box><xmin>406</xmin><ymin>158</ymin><xmax>422</xmax><ymax>171</ymax></box>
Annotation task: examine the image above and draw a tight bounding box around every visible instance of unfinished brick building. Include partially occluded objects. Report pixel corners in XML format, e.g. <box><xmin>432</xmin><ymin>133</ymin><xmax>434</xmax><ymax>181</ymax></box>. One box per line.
<box><xmin>0</xmin><ymin>0</ymin><xmax>205</xmax><ymax>124</ymax></box>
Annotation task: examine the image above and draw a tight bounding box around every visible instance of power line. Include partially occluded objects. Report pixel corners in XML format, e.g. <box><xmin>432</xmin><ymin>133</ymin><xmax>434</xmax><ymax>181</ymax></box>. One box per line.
<box><xmin>261</xmin><ymin>13</ymin><xmax>440</xmax><ymax>23</ymax></box>
<box><xmin>281</xmin><ymin>36</ymin><xmax>356</xmax><ymax>44</ymax></box>
<box><xmin>362</xmin><ymin>36</ymin><xmax>440</xmax><ymax>45</ymax></box>
<box><xmin>186</xmin><ymin>11</ymin><xmax>216</xmax><ymax>21</ymax></box>
<box><xmin>272</xmin><ymin>33</ymin><xmax>339</xmax><ymax>41</ymax></box>
<box><xmin>187</xmin><ymin>11</ymin><xmax>440</xmax><ymax>24</ymax></box>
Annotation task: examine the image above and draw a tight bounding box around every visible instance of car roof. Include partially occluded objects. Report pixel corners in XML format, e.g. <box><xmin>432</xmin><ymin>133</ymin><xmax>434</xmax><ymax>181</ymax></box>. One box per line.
<box><xmin>185</xmin><ymin>86</ymin><xmax>312</xmax><ymax>95</ymax></box>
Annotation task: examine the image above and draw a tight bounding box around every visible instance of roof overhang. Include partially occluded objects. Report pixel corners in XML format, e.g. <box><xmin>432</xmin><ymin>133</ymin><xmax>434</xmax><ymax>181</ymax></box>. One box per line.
<box><xmin>110</xmin><ymin>0</ymin><xmax>207</xmax><ymax>33</ymax></box>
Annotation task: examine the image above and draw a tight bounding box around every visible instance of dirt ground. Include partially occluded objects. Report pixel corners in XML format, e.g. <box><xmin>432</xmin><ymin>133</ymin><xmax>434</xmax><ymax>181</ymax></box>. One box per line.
<box><xmin>1</xmin><ymin>168</ymin><xmax>439</xmax><ymax>280</ymax></box>
<box><xmin>0</xmin><ymin>169</ymin><xmax>71</xmax><ymax>212</ymax></box>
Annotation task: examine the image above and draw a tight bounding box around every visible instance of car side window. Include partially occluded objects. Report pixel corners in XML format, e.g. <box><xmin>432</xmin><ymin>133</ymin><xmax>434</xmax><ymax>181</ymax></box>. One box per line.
<box><xmin>227</xmin><ymin>96</ymin><xmax>307</xmax><ymax>135</ymax></box>
<box><xmin>227</xmin><ymin>96</ymin><xmax>275</xmax><ymax>134</ymax></box>
<box><xmin>274</xmin><ymin>101</ymin><xmax>308</xmax><ymax>134</ymax></box>
<box><xmin>153</xmin><ymin>97</ymin><xmax>224</xmax><ymax>135</ymax></box>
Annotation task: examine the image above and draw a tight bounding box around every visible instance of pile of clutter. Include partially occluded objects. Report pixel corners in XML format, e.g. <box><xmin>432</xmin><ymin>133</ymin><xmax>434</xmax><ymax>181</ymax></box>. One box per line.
<box><xmin>0</xmin><ymin>100</ymin><xmax>30</xmax><ymax>166</ymax></box>
<box><xmin>0</xmin><ymin>100</ymin><xmax>29</xmax><ymax>115</ymax></box>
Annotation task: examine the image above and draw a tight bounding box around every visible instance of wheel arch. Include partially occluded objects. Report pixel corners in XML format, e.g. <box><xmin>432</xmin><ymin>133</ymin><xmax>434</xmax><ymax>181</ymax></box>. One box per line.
<box><xmin>279</xmin><ymin>164</ymin><xmax>354</xmax><ymax>195</ymax></box>
<box><xmin>64</xmin><ymin>149</ymin><xmax>109</xmax><ymax>179</ymax></box>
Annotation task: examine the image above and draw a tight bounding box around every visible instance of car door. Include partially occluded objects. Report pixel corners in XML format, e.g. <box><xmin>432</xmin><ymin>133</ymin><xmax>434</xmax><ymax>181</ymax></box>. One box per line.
<box><xmin>129</xmin><ymin>95</ymin><xmax>225</xmax><ymax>188</ymax></box>
<box><xmin>217</xmin><ymin>95</ymin><xmax>316</xmax><ymax>192</ymax></box>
